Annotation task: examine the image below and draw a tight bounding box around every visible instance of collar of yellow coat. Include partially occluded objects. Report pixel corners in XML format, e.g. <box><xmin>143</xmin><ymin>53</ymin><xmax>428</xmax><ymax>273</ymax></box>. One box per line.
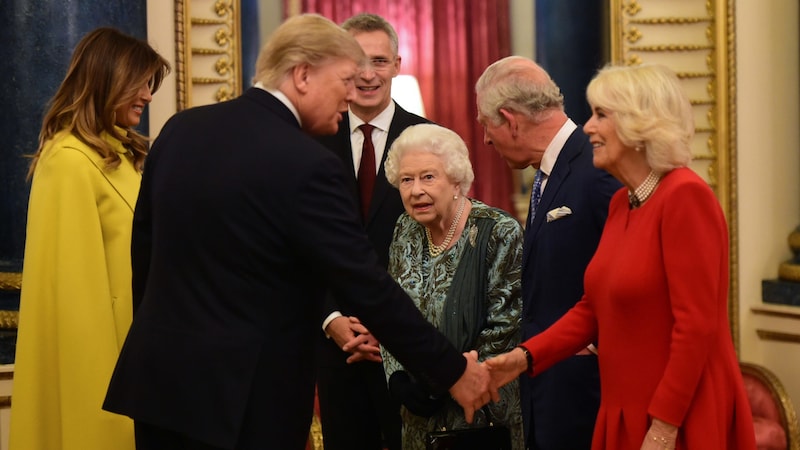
<box><xmin>52</xmin><ymin>128</ymin><xmax>141</xmax><ymax>212</ymax></box>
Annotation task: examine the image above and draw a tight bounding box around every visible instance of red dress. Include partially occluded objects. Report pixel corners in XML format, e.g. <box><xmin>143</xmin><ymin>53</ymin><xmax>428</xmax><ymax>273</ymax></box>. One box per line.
<box><xmin>523</xmin><ymin>167</ymin><xmax>756</xmax><ymax>449</ymax></box>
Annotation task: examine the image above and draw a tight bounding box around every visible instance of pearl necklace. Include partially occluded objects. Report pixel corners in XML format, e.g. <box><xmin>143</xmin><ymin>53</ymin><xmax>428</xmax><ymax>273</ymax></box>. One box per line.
<box><xmin>628</xmin><ymin>170</ymin><xmax>661</xmax><ymax>208</ymax></box>
<box><xmin>425</xmin><ymin>197</ymin><xmax>466</xmax><ymax>257</ymax></box>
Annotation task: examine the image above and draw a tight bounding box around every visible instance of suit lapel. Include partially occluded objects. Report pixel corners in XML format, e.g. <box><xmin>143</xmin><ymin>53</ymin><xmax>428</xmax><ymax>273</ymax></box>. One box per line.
<box><xmin>522</xmin><ymin>129</ymin><xmax>584</xmax><ymax>265</ymax></box>
<box><xmin>333</xmin><ymin>113</ymin><xmax>358</xmax><ymax>180</ymax></box>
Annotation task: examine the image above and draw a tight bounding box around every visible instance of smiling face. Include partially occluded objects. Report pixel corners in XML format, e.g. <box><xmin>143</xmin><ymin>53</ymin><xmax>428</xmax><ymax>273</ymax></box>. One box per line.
<box><xmin>396</xmin><ymin>150</ymin><xmax>460</xmax><ymax>230</ymax></box>
<box><xmin>114</xmin><ymin>81</ymin><xmax>153</xmax><ymax>128</ymax></box>
<box><xmin>351</xmin><ymin>30</ymin><xmax>400</xmax><ymax>120</ymax></box>
<box><xmin>298</xmin><ymin>58</ymin><xmax>359</xmax><ymax>136</ymax></box>
<box><xmin>583</xmin><ymin>106</ymin><xmax>631</xmax><ymax>173</ymax></box>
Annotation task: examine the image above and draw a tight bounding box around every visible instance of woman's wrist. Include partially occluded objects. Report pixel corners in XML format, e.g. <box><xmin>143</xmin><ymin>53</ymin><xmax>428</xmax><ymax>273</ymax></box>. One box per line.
<box><xmin>516</xmin><ymin>345</ymin><xmax>533</xmax><ymax>373</ymax></box>
<box><xmin>646</xmin><ymin>418</ymin><xmax>678</xmax><ymax>449</ymax></box>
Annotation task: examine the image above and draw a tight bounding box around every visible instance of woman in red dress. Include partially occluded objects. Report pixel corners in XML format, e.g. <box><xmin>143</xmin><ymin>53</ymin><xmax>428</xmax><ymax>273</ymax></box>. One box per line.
<box><xmin>485</xmin><ymin>63</ymin><xmax>756</xmax><ymax>450</ymax></box>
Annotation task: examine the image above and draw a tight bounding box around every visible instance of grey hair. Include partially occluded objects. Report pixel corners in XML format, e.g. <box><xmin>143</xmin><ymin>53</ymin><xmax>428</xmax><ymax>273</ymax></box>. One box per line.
<box><xmin>385</xmin><ymin>124</ymin><xmax>474</xmax><ymax>196</ymax></box>
<box><xmin>341</xmin><ymin>13</ymin><xmax>399</xmax><ymax>56</ymax></box>
<box><xmin>475</xmin><ymin>56</ymin><xmax>564</xmax><ymax>125</ymax></box>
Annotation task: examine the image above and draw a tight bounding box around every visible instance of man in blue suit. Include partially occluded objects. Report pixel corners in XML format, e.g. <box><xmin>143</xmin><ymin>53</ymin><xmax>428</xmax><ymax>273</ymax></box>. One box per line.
<box><xmin>103</xmin><ymin>14</ymin><xmax>491</xmax><ymax>450</ymax></box>
<box><xmin>316</xmin><ymin>13</ymin><xmax>431</xmax><ymax>450</ymax></box>
<box><xmin>476</xmin><ymin>56</ymin><xmax>620</xmax><ymax>449</ymax></box>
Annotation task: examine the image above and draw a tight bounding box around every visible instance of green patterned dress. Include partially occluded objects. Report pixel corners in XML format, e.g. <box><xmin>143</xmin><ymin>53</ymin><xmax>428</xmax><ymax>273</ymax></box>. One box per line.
<box><xmin>381</xmin><ymin>199</ymin><xmax>525</xmax><ymax>450</ymax></box>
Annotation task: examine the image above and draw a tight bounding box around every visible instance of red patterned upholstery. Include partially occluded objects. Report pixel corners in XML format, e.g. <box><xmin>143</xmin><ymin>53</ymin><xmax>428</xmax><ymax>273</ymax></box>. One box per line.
<box><xmin>741</xmin><ymin>362</ymin><xmax>796</xmax><ymax>450</ymax></box>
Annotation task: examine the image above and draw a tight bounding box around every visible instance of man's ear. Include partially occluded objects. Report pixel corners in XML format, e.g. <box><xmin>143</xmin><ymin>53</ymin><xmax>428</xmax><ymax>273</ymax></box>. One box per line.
<box><xmin>499</xmin><ymin>108</ymin><xmax>518</xmax><ymax>137</ymax></box>
<box><xmin>292</xmin><ymin>63</ymin><xmax>311</xmax><ymax>94</ymax></box>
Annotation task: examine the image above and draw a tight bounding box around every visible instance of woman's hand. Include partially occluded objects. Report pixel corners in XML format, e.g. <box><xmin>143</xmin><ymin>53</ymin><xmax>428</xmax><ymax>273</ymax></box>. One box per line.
<box><xmin>484</xmin><ymin>347</ymin><xmax>528</xmax><ymax>398</ymax></box>
<box><xmin>640</xmin><ymin>418</ymin><xmax>678</xmax><ymax>450</ymax></box>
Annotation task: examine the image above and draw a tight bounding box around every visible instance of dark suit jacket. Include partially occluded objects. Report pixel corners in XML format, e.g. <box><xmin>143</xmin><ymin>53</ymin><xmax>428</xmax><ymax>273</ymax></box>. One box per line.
<box><xmin>103</xmin><ymin>88</ymin><xmax>465</xmax><ymax>450</ymax></box>
<box><xmin>316</xmin><ymin>105</ymin><xmax>431</xmax><ymax>364</ymax></box>
<box><xmin>318</xmin><ymin>104</ymin><xmax>430</xmax><ymax>268</ymax></box>
<box><xmin>313</xmin><ymin>105</ymin><xmax>431</xmax><ymax>450</ymax></box>
<box><xmin>520</xmin><ymin>127</ymin><xmax>621</xmax><ymax>448</ymax></box>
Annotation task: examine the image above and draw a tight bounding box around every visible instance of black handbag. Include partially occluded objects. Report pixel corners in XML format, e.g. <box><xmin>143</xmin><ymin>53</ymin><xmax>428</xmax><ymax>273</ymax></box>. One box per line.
<box><xmin>425</xmin><ymin>407</ymin><xmax>512</xmax><ymax>450</ymax></box>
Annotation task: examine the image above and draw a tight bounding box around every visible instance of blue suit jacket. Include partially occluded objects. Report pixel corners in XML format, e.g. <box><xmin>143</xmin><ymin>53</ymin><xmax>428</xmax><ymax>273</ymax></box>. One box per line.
<box><xmin>520</xmin><ymin>127</ymin><xmax>621</xmax><ymax>449</ymax></box>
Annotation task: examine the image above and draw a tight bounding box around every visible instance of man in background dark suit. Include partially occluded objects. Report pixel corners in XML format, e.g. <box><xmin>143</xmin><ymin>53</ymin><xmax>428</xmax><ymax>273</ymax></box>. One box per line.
<box><xmin>476</xmin><ymin>56</ymin><xmax>621</xmax><ymax>450</ymax></box>
<box><xmin>103</xmin><ymin>14</ymin><xmax>491</xmax><ymax>450</ymax></box>
<box><xmin>315</xmin><ymin>13</ymin><xmax>431</xmax><ymax>450</ymax></box>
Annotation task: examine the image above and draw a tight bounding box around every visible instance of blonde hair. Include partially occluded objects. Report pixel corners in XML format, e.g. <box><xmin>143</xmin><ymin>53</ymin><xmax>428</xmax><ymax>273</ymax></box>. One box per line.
<box><xmin>475</xmin><ymin>56</ymin><xmax>564</xmax><ymax>126</ymax></box>
<box><xmin>29</xmin><ymin>27</ymin><xmax>170</xmax><ymax>177</ymax></box>
<box><xmin>586</xmin><ymin>63</ymin><xmax>694</xmax><ymax>172</ymax></box>
<box><xmin>384</xmin><ymin>124</ymin><xmax>474</xmax><ymax>196</ymax></box>
<box><xmin>253</xmin><ymin>14</ymin><xmax>366</xmax><ymax>89</ymax></box>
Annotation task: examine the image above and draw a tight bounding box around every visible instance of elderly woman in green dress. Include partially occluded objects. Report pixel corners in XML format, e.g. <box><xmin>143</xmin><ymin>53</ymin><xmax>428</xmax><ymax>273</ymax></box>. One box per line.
<box><xmin>381</xmin><ymin>123</ymin><xmax>525</xmax><ymax>450</ymax></box>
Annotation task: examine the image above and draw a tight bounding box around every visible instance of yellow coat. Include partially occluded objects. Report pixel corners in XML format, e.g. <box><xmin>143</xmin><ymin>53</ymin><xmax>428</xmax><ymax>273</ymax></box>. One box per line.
<box><xmin>10</xmin><ymin>130</ymin><xmax>139</xmax><ymax>450</ymax></box>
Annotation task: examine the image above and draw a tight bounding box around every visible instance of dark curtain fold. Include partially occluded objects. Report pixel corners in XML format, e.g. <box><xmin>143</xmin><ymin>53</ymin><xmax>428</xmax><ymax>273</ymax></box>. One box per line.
<box><xmin>286</xmin><ymin>0</ymin><xmax>514</xmax><ymax>213</ymax></box>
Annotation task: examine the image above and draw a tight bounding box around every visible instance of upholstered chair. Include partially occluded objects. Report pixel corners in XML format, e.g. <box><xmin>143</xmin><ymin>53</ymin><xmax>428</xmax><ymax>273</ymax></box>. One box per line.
<box><xmin>740</xmin><ymin>362</ymin><xmax>799</xmax><ymax>450</ymax></box>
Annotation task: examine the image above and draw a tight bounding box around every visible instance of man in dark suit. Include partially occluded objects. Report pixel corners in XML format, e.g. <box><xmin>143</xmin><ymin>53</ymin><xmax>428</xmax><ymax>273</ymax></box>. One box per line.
<box><xmin>103</xmin><ymin>14</ymin><xmax>492</xmax><ymax>450</ymax></box>
<box><xmin>315</xmin><ymin>13</ymin><xmax>431</xmax><ymax>450</ymax></box>
<box><xmin>476</xmin><ymin>56</ymin><xmax>621</xmax><ymax>449</ymax></box>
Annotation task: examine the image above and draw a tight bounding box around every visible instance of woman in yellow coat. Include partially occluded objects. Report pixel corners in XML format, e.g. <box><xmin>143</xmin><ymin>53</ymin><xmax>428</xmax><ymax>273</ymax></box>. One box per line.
<box><xmin>10</xmin><ymin>28</ymin><xmax>169</xmax><ymax>450</ymax></box>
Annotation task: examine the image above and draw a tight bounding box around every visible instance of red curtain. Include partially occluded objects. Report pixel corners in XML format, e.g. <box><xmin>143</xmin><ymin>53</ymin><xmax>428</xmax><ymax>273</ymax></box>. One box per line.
<box><xmin>285</xmin><ymin>0</ymin><xmax>514</xmax><ymax>213</ymax></box>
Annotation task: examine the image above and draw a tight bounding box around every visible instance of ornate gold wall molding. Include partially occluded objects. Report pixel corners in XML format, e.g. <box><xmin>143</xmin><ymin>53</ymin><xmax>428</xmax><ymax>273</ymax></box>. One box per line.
<box><xmin>610</xmin><ymin>0</ymin><xmax>739</xmax><ymax>350</ymax></box>
<box><xmin>0</xmin><ymin>273</ymin><xmax>21</xmax><ymax>292</ymax></box>
<box><xmin>0</xmin><ymin>311</ymin><xmax>19</xmax><ymax>330</ymax></box>
<box><xmin>175</xmin><ymin>0</ymin><xmax>242</xmax><ymax>110</ymax></box>
<box><xmin>0</xmin><ymin>273</ymin><xmax>21</xmax><ymax>329</ymax></box>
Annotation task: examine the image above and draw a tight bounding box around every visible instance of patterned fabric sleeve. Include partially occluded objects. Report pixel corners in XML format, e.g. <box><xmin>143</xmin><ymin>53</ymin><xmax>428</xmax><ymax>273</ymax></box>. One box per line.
<box><xmin>474</xmin><ymin>212</ymin><xmax>524</xmax><ymax>360</ymax></box>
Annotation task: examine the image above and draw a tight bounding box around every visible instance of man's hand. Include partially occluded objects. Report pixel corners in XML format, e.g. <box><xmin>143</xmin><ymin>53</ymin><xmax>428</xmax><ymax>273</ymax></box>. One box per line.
<box><xmin>325</xmin><ymin>316</ymin><xmax>357</xmax><ymax>349</ymax></box>
<box><xmin>336</xmin><ymin>316</ymin><xmax>382</xmax><ymax>363</ymax></box>
<box><xmin>448</xmin><ymin>350</ymin><xmax>492</xmax><ymax>423</ymax></box>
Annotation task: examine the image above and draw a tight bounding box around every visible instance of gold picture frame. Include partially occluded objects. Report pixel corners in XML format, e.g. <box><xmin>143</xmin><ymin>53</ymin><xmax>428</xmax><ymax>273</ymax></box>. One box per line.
<box><xmin>609</xmin><ymin>0</ymin><xmax>739</xmax><ymax>350</ymax></box>
<box><xmin>175</xmin><ymin>0</ymin><xmax>242</xmax><ymax>110</ymax></box>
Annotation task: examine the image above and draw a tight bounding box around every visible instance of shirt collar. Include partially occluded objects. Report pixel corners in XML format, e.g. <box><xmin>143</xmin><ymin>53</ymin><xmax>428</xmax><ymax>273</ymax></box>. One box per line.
<box><xmin>348</xmin><ymin>101</ymin><xmax>396</xmax><ymax>134</ymax></box>
<box><xmin>254</xmin><ymin>82</ymin><xmax>301</xmax><ymax>126</ymax></box>
<box><xmin>539</xmin><ymin>118</ymin><xmax>577</xmax><ymax>176</ymax></box>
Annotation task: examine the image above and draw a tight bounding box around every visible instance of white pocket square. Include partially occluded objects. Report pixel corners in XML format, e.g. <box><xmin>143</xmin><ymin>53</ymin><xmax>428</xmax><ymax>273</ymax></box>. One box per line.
<box><xmin>546</xmin><ymin>206</ymin><xmax>572</xmax><ymax>222</ymax></box>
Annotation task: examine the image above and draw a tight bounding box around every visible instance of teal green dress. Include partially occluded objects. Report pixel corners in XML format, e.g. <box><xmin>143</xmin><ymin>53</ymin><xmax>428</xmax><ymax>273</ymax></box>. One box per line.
<box><xmin>381</xmin><ymin>199</ymin><xmax>525</xmax><ymax>450</ymax></box>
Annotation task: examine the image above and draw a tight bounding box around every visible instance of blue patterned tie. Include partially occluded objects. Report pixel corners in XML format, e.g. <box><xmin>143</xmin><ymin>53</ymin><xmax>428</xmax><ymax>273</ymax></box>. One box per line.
<box><xmin>529</xmin><ymin>170</ymin><xmax>545</xmax><ymax>225</ymax></box>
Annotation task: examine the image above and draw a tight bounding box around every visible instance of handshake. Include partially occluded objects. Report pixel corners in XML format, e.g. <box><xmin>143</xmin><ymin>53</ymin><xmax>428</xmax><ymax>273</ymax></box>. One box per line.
<box><xmin>334</xmin><ymin>316</ymin><xmax>528</xmax><ymax>423</ymax></box>
<box><xmin>447</xmin><ymin>348</ymin><xmax>529</xmax><ymax>423</ymax></box>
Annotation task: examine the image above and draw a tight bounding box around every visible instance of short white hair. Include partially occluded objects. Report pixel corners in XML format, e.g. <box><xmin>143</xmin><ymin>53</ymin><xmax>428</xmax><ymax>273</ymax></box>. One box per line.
<box><xmin>384</xmin><ymin>124</ymin><xmax>474</xmax><ymax>196</ymax></box>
